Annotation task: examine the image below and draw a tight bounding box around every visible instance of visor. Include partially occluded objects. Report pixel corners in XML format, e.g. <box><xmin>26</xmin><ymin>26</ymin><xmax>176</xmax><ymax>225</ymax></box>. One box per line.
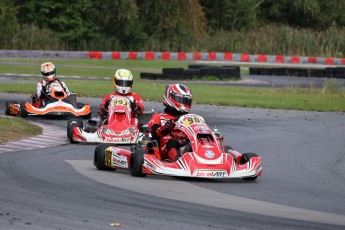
<box><xmin>42</xmin><ymin>71</ymin><xmax>55</xmax><ymax>77</ymax></box>
<box><xmin>115</xmin><ymin>79</ymin><xmax>133</xmax><ymax>87</ymax></box>
<box><xmin>171</xmin><ymin>93</ymin><xmax>192</xmax><ymax>106</ymax></box>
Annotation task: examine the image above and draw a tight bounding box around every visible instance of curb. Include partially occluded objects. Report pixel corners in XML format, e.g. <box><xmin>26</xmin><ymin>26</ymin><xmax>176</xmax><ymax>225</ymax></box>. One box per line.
<box><xmin>0</xmin><ymin>118</ymin><xmax>67</xmax><ymax>153</ymax></box>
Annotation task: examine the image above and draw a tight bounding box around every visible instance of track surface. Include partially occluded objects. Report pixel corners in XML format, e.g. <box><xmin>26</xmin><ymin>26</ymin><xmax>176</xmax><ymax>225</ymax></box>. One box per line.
<box><xmin>0</xmin><ymin>93</ymin><xmax>345</xmax><ymax>230</ymax></box>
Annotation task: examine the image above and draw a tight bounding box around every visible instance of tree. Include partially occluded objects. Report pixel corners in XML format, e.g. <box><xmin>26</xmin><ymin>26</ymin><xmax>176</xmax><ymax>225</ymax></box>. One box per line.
<box><xmin>89</xmin><ymin>0</ymin><xmax>145</xmax><ymax>50</ymax></box>
<box><xmin>0</xmin><ymin>0</ymin><xmax>19</xmax><ymax>47</ymax></box>
<box><xmin>137</xmin><ymin>0</ymin><xmax>207</xmax><ymax>50</ymax></box>
<box><xmin>258</xmin><ymin>0</ymin><xmax>345</xmax><ymax>30</ymax></box>
<box><xmin>200</xmin><ymin>0</ymin><xmax>261</xmax><ymax>32</ymax></box>
<box><xmin>14</xmin><ymin>0</ymin><xmax>96</xmax><ymax>43</ymax></box>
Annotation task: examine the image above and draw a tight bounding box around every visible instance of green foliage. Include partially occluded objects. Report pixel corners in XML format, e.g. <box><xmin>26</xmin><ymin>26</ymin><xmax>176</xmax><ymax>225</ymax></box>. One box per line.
<box><xmin>15</xmin><ymin>0</ymin><xmax>96</xmax><ymax>45</ymax></box>
<box><xmin>137</xmin><ymin>0</ymin><xmax>207</xmax><ymax>51</ymax></box>
<box><xmin>0</xmin><ymin>0</ymin><xmax>19</xmax><ymax>46</ymax></box>
<box><xmin>2</xmin><ymin>0</ymin><xmax>345</xmax><ymax>55</ymax></box>
<box><xmin>200</xmin><ymin>0</ymin><xmax>259</xmax><ymax>32</ymax></box>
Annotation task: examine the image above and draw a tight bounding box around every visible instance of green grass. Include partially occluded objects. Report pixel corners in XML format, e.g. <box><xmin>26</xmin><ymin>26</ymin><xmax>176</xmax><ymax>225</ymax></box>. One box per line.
<box><xmin>0</xmin><ymin>117</ymin><xmax>42</xmax><ymax>144</ymax></box>
<box><xmin>0</xmin><ymin>81</ymin><xmax>344</xmax><ymax>112</ymax></box>
<box><xmin>0</xmin><ymin>59</ymin><xmax>193</xmax><ymax>78</ymax></box>
<box><xmin>1</xmin><ymin>58</ymin><xmax>345</xmax><ymax>112</ymax></box>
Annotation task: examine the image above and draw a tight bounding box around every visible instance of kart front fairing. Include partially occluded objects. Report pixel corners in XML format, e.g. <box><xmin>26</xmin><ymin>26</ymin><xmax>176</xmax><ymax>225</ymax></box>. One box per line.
<box><xmin>23</xmin><ymin>100</ymin><xmax>91</xmax><ymax>116</ymax></box>
<box><xmin>142</xmin><ymin>152</ymin><xmax>262</xmax><ymax>178</ymax></box>
<box><xmin>72</xmin><ymin>96</ymin><xmax>142</xmax><ymax>144</ymax></box>
<box><xmin>141</xmin><ymin>114</ymin><xmax>261</xmax><ymax>178</ymax></box>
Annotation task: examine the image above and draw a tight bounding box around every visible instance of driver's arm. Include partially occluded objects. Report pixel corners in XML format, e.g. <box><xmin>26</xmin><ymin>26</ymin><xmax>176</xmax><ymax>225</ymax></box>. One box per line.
<box><xmin>36</xmin><ymin>82</ymin><xmax>43</xmax><ymax>98</ymax></box>
<box><xmin>61</xmin><ymin>81</ymin><xmax>70</xmax><ymax>96</ymax></box>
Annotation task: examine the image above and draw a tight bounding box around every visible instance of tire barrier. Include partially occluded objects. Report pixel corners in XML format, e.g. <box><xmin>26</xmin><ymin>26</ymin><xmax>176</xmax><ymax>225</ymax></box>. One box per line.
<box><xmin>249</xmin><ymin>67</ymin><xmax>345</xmax><ymax>79</ymax></box>
<box><xmin>140</xmin><ymin>65</ymin><xmax>241</xmax><ymax>80</ymax></box>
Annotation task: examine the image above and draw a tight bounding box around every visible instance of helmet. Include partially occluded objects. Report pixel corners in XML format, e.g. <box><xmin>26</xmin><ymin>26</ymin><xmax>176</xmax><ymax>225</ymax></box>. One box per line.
<box><xmin>163</xmin><ymin>84</ymin><xmax>192</xmax><ymax>113</ymax></box>
<box><xmin>41</xmin><ymin>62</ymin><xmax>56</xmax><ymax>82</ymax></box>
<box><xmin>113</xmin><ymin>69</ymin><xmax>133</xmax><ymax>94</ymax></box>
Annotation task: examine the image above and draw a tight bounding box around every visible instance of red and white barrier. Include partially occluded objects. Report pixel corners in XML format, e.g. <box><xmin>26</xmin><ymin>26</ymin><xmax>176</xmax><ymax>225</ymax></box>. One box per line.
<box><xmin>87</xmin><ymin>51</ymin><xmax>345</xmax><ymax>65</ymax></box>
<box><xmin>0</xmin><ymin>50</ymin><xmax>344</xmax><ymax>65</ymax></box>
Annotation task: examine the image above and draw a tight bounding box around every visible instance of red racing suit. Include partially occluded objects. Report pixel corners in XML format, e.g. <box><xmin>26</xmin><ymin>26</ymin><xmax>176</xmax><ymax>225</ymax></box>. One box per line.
<box><xmin>99</xmin><ymin>91</ymin><xmax>144</xmax><ymax>118</ymax></box>
<box><xmin>148</xmin><ymin>108</ymin><xmax>187</xmax><ymax>161</ymax></box>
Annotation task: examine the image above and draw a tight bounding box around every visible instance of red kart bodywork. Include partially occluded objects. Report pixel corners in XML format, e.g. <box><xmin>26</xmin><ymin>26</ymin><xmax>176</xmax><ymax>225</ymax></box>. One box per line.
<box><xmin>69</xmin><ymin>96</ymin><xmax>142</xmax><ymax>144</ymax></box>
<box><xmin>94</xmin><ymin>114</ymin><xmax>262</xmax><ymax>180</ymax></box>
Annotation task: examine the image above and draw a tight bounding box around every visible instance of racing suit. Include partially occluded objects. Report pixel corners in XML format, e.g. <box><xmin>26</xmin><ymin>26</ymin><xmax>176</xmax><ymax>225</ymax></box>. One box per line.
<box><xmin>33</xmin><ymin>79</ymin><xmax>70</xmax><ymax>107</ymax></box>
<box><xmin>99</xmin><ymin>91</ymin><xmax>144</xmax><ymax>118</ymax></box>
<box><xmin>148</xmin><ymin>107</ymin><xmax>187</xmax><ymax>161</ymax></box>
<box><xmin>87</xmin><ymin>91</ymin><xmax>144</xmax><ymax>129</ymax></box>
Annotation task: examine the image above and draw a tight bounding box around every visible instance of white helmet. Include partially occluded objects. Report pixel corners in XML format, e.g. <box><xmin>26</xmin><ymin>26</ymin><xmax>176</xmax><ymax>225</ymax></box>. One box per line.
<box><xmin>41</xmin><ymin>62</ymin><xmax>56</xmax><ymax>82</ymax></box>
<box><xmin>113</xmin><ymin>69</ymin><xmax>133</xmax><ymax>94</ymax></box>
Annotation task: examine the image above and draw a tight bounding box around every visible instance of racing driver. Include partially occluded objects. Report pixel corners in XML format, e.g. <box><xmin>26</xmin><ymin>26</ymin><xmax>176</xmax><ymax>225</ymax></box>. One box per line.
<box><xmin>32</xmin><ymin>62</ymin><xmax>70</xmax><ymax>107</ymax></box>
<box><xmin>148</xmin><ymin>84</ymin><xmax>192</xmax><ymax>162</ymax></box>
<box><xmin>87</xmin><ymin>69</ymin><xmax>144</xmax><ymax>129</ymax></box>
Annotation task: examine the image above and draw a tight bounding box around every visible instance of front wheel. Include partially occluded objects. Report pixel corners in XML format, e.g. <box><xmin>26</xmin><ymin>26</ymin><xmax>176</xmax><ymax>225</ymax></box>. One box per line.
<box><xmin>5</xmin><ymin>101</ymin><xmax>17</xmax><ymax>115</ymax></box>
<box><xmin>94</xmin><ymin>143</ymin><xmax>116</xmax><ymax>171</ymax></box>
<box><xmin>130</xmin><ymin>149</ymin><xmax>146</xmax><ymax>177</ymax></box>
<box><xmin>20</xmin><ymin>103</ymin><xmax>28</xmax><ymax>117</ymax></box>
<box><xmin>240</xmin><ymin>152</ymin><xmax>259</xmax><ymax>181</ymax></box>
<box><xmin>67</xmin><ymin>119</ymin><xmax>83</xmax><ymax>143</ymax></box>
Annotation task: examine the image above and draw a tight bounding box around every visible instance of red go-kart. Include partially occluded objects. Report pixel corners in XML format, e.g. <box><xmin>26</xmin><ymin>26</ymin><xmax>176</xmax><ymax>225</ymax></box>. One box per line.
<box><xmin>93</xmin><ymin>113</ymin><xmax>262</xmax><ymax>180</ymax></box>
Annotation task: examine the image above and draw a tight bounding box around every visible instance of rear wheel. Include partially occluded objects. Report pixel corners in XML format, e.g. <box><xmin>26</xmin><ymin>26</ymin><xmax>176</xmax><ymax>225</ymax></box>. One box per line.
<box><xmin>240</xmin><ymin>152</ymin><xmax>259</xmax><ymax>181</ymax></box>
<box><xmin>130</xmin><ymin>149</ymin><xmax>146</xmax><ymax>177</ymax></box>
<box><xmin>5</xmin><ymin>101</ymin><xmax>17</xmax><ymax>115</ymax></box>
<box><xmin>94</xmin><ymin>143</ymin><xmax>116</xmax><ymax>171</ymax></box>
<box><xmin>68</xmin><ymin>120</ymin><xmax>83</xmax><ymax>143</ymax></box>
<box><xmin>20</xmin><ymin>103</ymin><xmax>28</xmax><ymax>117</ymax></box>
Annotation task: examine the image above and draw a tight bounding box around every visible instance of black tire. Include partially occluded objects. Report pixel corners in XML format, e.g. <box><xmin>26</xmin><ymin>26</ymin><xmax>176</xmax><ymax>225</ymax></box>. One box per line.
<box><xmin>240</xmin><ymin>152</ymin><xmax>259</xmax><ymax>181</ymax></box>
<box><xmin>20</xmin><ymin>103</ymin><xmax>28</xmax><ymax>117</ymax></box>
<box><xmin>130</xmin><ymin>149</ymin><xmax>146</xmax><ymax>177</ymax></box>
<box><xmin>68</xmin><ymin>119</ymin><xmax>83</xmax><ymax>143</ymax></box>
<box><xmin>94</xmin><ymin>143</ymin><xmax>117</xmax><ymax>171</ymax></box>
<box><xmin>5</xmin><ymin>101</ymin><xmax>17</xmax><ymax>115</ymax></box>
<box><xmin>82</xmin><ymin>111</ymin><xmax>92</xmax><ymax>120</ymax></box>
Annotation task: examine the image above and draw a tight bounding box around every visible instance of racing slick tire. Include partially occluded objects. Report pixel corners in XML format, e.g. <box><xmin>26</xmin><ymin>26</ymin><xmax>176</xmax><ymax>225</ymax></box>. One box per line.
<box><xmin>94</xmin><ymin>143</ymin><xmax>116</xmax><ymax>171</ymax></box>
<box><xmin>67</xmin><ymin>119</ymin><xmax>83</xmax><ymax>143</ymax></box>
<box><xmin>20</xmin><ymin>103</ymin><xmax>28</xmax><ymax>117</ymax></box>
<box><xmin>5</xmin><ymin>101</ymin><xmax>17</xmax><ymax>115</ymax></box>
<box><xmin>240</xmin><ymin>152</ymin><xmax>259</xmax><ymax>181</ymax></box>
<box><xmin>130</xmin><ymin>149</ymin><xmax>146</xmax><ymax>177</ymax></box>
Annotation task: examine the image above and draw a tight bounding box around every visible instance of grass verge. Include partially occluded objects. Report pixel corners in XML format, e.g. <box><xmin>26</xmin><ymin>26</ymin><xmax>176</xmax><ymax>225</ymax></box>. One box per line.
<box><xmin>1</xmin><ymin>58</ymin><xmax>345</xmax><ymax>112</ymax></box>
<box><xmin>0</xmin><ymin>117</ymin><xmax>42</xmax><ymax>144</ymax></box>
<box><xmin>0</xmin><ymin>81</ymin><xmax>344</xmax><ymax>112</ymax></box>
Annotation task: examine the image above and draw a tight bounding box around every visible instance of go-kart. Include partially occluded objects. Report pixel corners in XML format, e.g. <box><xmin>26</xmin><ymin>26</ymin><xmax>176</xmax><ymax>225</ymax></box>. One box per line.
<box><xmin>4</xmin><ymin>82</ymin><xmax>91</xmax><ymax>118</ymax></box>
<box><xmin>67</xmin><ymin>96</ymin><xmax>152</xmax><ymax>144</ymax></box>
<box><xmin>93</xmin><ymin>113</ymin><xmax>262</xmax><ymax>180</ymax></box>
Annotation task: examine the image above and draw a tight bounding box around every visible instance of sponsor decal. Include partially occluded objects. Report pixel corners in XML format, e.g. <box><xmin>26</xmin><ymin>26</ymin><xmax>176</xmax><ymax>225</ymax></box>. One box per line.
<box><xmin>144</xmin><ymin>161</ymin><xmax>157</xmax><ymax>172</ymax></box>
<box><xmin>202</xmin><ymin>143</ymin><xmax>214</xmax><ymax>149</ymax></box>
<box><xmin>54</xmin><ymin>106</ymin><xmax>66</xmax><ymax>110</ymax></box>
<box><xmin>194</xmin><ymin>170</ymin><xmax>227</xmax><ymax>177</ymax></box>
<box><xmin>205</xmin><ymin>150</ymin><xmax>215</xmax><ymax>159</ymax></box>
<box><xmin>102</xmin><ymin>127</ymin><xmax>134</xmax><ymax>136</ymax></box>
<box><xmin>104</xmin><ymin>137</ymin><xmax>131</xmax><ymax>143</ymax></box>
<box><xmin>113</xmin><ymin>154</ymin><xmax>128</xmax><ymax>167</ymax></box>
<box><xmin>193</xmin><ymin>125</ymin><xmax>208</xmax><ymax>133</ymax></box>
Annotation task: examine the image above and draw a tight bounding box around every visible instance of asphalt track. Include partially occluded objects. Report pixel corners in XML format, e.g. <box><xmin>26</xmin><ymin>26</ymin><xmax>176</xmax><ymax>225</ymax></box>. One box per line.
<box><xmin>0</xmin><ymin>91</ymin><xmax>345</xmax><ymax>230</ymax></box>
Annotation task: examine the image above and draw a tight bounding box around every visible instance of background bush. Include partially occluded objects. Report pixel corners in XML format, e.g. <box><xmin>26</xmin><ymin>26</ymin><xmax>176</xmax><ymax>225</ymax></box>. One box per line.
<box><xmin>1</xmin><ymin>0</ymin><xmax>345</xmax><ymax>57</ymax></box>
